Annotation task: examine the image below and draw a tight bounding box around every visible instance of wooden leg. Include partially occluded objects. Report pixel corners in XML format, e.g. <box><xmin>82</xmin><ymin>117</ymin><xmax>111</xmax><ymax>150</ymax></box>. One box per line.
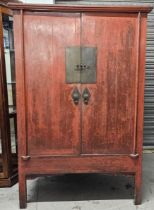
<box><xmin>134</xmin><ymin>171</ymin><xmax>142</xmax><ymax>205</ymax></box>
<box><xmin>19</xmin><ymin>173</ymin><xmax>27</xmax><ymax>209</ymax></box>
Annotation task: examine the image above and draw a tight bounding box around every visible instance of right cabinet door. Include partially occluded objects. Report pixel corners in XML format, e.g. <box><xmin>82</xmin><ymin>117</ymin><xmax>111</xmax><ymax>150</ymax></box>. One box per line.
<box><xmin>81</xmin><ymin>13</ymin><xmax>139</xmax><ymax>154</ymax></box>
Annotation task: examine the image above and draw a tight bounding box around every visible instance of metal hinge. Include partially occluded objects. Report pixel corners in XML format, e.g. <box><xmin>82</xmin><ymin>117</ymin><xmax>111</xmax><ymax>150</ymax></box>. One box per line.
<box><xmin>21</xmin><ymin>156</ymin><xmax>31</xmax><ymax>161</ymax></box>
<box><xmin>129</xmin><ymin>154</ymin><xmax>139</xmax><ymax>159</ymax></box>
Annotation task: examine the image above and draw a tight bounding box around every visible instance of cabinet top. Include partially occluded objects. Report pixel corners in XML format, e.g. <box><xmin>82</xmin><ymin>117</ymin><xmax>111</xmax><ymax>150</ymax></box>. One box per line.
<box><xmin>8</xmin><ymin>3</ymin><xmax>153</xmax><ymax>14</ymax></box>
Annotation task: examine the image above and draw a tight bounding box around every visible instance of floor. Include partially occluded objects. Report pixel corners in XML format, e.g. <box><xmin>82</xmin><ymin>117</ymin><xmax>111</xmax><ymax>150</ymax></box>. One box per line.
<box><xmin>0</xmin><ymin>154</ymin><xmax>154</xmax><ymax>210</ymax></box>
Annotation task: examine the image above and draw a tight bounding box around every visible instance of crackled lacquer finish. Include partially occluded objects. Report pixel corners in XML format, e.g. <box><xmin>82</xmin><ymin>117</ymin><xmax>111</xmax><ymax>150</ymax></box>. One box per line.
<box><xmin>24</xmin><ymin>13</ymin><xmax>81</xmax><ymax>156</ymax></box>
<box><xmin>81</xmin><ymin>13</ymin><xmax>139</xmax><ymax>154</ymax></box>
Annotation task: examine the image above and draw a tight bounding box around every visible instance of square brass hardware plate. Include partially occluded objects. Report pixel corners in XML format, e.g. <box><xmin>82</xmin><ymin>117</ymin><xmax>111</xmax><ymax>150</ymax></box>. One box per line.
<box><xmin>66</xmin><ymin>47</ymin><xmax>97</xmax><ymax>84</ymax></box>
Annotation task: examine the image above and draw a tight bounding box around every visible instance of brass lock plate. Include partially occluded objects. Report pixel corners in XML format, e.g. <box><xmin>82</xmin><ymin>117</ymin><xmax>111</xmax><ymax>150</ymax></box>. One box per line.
<box><xmin>66</xmin><ymin>47</ymin><xmax>81</xmax><ymax>83</ymax></box>
<box><xmin>66</xmin><ymin>47</ymin><xmax>97</xmax><ymax>83</ymax></box>
<box><xmin>81</xmin><ymin>47</ymin><xmax>97</xmax><ymax>83</ymax></box>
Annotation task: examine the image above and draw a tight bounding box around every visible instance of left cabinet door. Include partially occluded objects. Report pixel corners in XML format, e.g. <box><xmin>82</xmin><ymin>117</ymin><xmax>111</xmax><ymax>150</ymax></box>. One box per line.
<box><xmin>23</xmin><ymin>13</ymin><xmax>81</xmax><ymax>156</ymax></box>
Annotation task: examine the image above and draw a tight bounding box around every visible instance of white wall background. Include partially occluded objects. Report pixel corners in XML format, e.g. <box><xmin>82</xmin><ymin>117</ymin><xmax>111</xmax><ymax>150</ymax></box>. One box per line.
<box><xmin>22</xmin><ymin>0</ymin><xmax>55</xmax><ymax>3</ymax></box>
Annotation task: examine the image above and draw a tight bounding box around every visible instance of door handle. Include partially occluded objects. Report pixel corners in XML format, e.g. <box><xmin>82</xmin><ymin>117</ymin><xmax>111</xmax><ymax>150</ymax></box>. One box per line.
<box><xmin>72</xmin><ymin>87</ymin><xmax>81</xmax><ymax>105</ymax></box>
<box><xmin>82</xmin><ymin>88</ymin><xmax>91</xmax><ymax>105</ymax></box>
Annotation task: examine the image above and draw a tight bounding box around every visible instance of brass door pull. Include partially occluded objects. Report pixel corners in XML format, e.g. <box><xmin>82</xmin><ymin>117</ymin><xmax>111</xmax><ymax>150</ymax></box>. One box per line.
<box><xmin>82</xmin><ymin>88</ymin><xmax>91</xmax><ymax>105</ymax></box>
<box><xmin>72</xmin><ymin>87</ymin><xmax>81</xmax><ymax>105</ymax></box>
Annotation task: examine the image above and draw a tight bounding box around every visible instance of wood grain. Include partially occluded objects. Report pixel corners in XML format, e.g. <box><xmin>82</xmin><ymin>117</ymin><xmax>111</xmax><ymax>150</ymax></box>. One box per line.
<box><xmin>23</xmin><ymin>13</ymin><xmax>81</xmax><ymax>156</ymax></box>
<box><xmin>22</xmin><ymin>155</ymin><xmax>138</xmax><ymax>175</ymax></box>
<box><xmin>81</xmin><ymin>13</ymin><xmax>139</xmax><ymax>155</ymax></box>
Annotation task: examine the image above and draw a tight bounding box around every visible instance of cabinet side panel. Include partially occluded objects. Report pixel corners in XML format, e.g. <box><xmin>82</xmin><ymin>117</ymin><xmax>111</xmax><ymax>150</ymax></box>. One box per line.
<box><xmin>134</xmin><ymin>14</ymin><xmax>148</xmax><ymax>204</ymax></box>
<box><xmin>137</xmin><ymin>14</ymin><xmax>147</xmax><ymax>158</ymax></box>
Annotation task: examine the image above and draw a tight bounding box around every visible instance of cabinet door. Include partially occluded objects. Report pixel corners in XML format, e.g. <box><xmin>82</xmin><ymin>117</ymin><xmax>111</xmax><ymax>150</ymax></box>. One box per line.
<box><xmin>81</xmin><ymin>13</ymin><xmax>139</xmax><ymax>154</ymax></box>
<box><xmin>24</xmin><ymin>13</ymin><xmax>81</xmax><ymax>156</ymax></box>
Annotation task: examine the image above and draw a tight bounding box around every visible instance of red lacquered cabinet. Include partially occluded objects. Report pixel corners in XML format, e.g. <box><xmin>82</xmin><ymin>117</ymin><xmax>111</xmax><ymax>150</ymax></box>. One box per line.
<box><xmin>9</xmin><ymin>3</ymin><xmax>152</xmax><ymax>208</ymax></box>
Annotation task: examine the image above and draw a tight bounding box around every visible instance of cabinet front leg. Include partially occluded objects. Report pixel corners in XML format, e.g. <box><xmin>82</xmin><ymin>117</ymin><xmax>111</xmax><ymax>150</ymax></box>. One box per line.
<box><xmin>134</xmin><ymin>171</ymin><xmax>142</xmax><ymax>205</ymax></box>
<box><xmin>19</xmin><ymin>173</ymin><xmax>27</xmax><ymax>209</ymax></box>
